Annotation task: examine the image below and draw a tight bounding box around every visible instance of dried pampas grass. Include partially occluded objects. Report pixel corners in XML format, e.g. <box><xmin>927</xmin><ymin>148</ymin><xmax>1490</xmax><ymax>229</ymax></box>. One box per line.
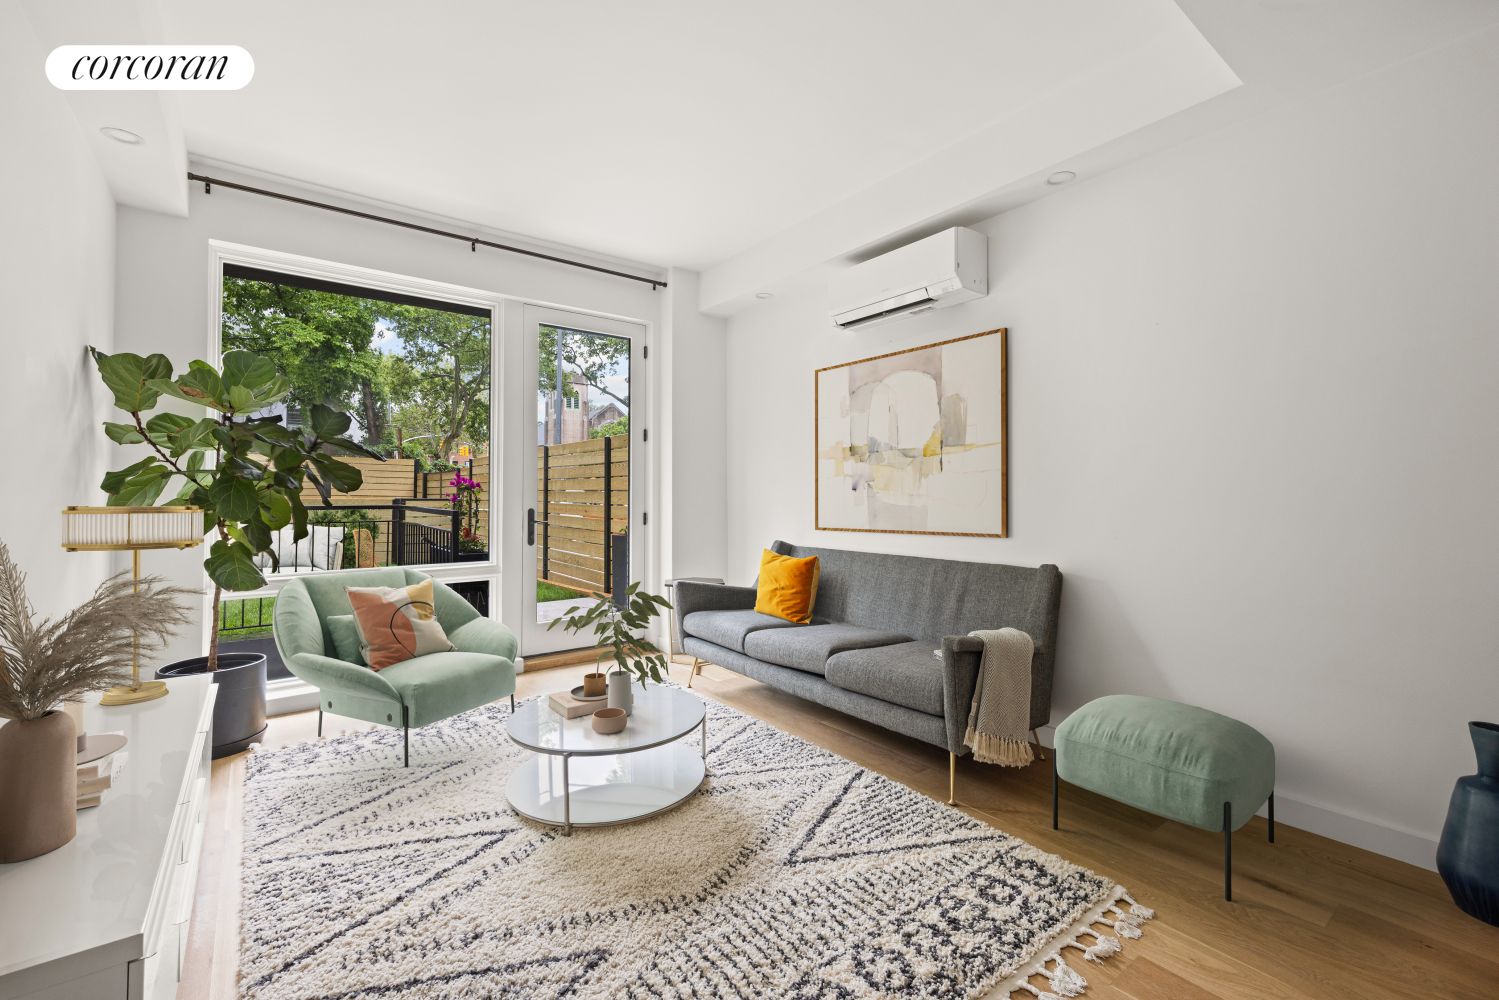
<box><xmin>0</xmin><ymin>538</ymin><xmax>197</xmax><ymax>721</ymax></box>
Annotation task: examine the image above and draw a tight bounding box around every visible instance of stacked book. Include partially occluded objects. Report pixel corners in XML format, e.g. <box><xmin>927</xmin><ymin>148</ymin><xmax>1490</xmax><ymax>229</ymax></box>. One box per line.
<box><xmin>548</xmin><ymin>691</ymin><xmax>601</xmax><ymax>719</ymax></box>
<box><xmin>77</xmin><ymin>735</ymin><xmax>128</xmax><ymax>810</ymax></box>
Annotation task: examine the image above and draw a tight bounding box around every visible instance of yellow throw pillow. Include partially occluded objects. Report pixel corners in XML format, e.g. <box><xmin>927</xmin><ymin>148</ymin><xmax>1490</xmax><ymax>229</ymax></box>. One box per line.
<box><xmin>754</xmin><ymin>550</ymin><xmax>820</xmax><ymax>624</ymax></box>
<box><xmin>344</xmin><ymin>579</ymin><xmax>455</xmax><ymax>671</ymax></box>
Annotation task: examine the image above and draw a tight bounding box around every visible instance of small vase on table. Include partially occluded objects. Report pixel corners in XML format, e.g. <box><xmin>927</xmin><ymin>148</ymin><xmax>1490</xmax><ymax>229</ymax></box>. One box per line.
<box><xmin>607</xmin><ymin>669</ymin><xmax>633</xmax><ymax>717</ymax></box>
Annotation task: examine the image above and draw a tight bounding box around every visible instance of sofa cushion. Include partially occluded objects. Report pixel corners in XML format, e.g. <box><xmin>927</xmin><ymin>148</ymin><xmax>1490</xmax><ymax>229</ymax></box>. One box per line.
<box><xmin>743</xmin><ymin>624</ymin><xmax>911</xmax><ymax>676</ymax></box>
<box><xmin>824</xmin><ymin>640</ymin><xmax>945</xmax><ymax>716</ymax></box>
<box><xmin>681</xmin><ymin>609</ymin><xmax>805</xmax><ymax>653</ymax></box>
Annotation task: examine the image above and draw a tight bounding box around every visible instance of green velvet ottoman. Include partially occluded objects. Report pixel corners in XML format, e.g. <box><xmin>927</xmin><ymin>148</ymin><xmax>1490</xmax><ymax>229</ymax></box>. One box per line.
<box><xmin>1052</xmin><ymin>694</ymin><xmax>1276</xmax><ymax>900</ymax></box>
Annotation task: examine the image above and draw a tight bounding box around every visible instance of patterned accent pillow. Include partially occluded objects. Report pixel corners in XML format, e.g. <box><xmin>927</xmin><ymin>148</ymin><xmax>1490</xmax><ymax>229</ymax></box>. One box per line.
<box><xmin>343</xmin><ymin>579</ymin><xmax>455</xmax><ymax>671</ymax></box>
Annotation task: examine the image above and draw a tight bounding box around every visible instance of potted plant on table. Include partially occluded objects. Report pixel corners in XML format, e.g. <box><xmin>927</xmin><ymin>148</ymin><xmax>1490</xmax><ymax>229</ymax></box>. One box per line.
<box><xmin>91</xmin><ymin>348</ymin><xmax>381</xmax><ymax>756</ymax></box>
<box><xmin>0</xmin><ymin>539</ymin><xmax>195</xmax><ymax>861</ymax></box>
<box><xmin>548</xmin><ymin>582</ymin><xmax>673</xmax><ymax>718</ymax></box>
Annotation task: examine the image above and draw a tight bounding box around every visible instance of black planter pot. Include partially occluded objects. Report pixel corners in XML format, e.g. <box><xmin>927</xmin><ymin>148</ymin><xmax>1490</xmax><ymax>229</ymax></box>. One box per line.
<box><xmin>454</xmin><ymin>550</ymin><xmax>489</xmax><ymax>563</ymax></box>
<box><xmin>156</xmin><ymin>652</ymin><xmax>268</xmax><ymax>759</ymax></box>
<box><xmin>1437</xmin><ymin>721</ymin><xmax>1499</xmax><ymax>926</ymax></box>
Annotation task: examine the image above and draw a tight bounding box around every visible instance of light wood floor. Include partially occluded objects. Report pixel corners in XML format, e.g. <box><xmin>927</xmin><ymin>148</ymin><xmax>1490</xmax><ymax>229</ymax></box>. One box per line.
<box><xmin>179</xmin><ymin>658</ymin><xmax>1499</xmax><ymax>1000</ymax></box>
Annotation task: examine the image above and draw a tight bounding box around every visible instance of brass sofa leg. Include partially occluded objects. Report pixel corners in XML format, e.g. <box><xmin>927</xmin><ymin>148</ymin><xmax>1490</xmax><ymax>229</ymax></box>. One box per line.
<box><xmin>948</xmin><ymin>752</ymin><xmax>957</xmax><ymax>806</ymax></box>
<box><xmin>687</xmin><ymin>657</ymin><xmax>701</xmax><ymax>688</ymax></box>
<box><xmin>1031</xmin><ymin>729</ymin><xmax>1046</xmax><ymax>761</ymax></box>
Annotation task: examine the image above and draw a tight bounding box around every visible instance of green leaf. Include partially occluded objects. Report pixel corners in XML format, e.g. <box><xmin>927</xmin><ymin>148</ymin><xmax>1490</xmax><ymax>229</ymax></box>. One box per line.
<box><xmin>144</xmin><ymin>412</ymin><xmax>195</xmax><ymax>438</ymax></box>
<box><xmin>308</xmin><ymin>403</ymin><xmax>351</xmax><ymax>439</ymax></box>
<box><xmin>241</xmin><ymin>511</ymin><xmax>272</xmax><ymax>553</ymax></box>
<box><xmin>303</xmin><ymin>466</ymin><xmax>332</xmax><ymax>505</ymax></box>
<box><xmin>146</xmin><ymin>376</ymin><xmax>227</xmax><ymax>412</ymax></box>
<box><xmin>223</xmin><ymin>456</ymin><xmax>266</xmax><ymax>480</ymax></box>
<box><xmin>289</xmin><ymin>493</ymin><xmax>309</xmax><ymax>543</ymax></box>
<box><xmin>207</xmin><ymin>477</ymin><xmax>259</xmax><ymax>522</ymax></box>
<box><xmin>220</xmin><ymin>351</ymin><xmax>277</xmax><ymax>391</ymax></box>
<box><xmin>101</xmin><ymin>456</ymin><xmax>159</xmax><ymax>495</ymax></box>
<box><xmin>109</xmin><ymin>465</ymin><xmax>168</xmax><ymax>506</ymax></box>
<box><xmin>185</xmin><ymin>450</ymin><xmax>205</xmax><ymax>473</ymax></box>
<box><xmin>103</xmin><ymin>421</ymin><xmax>145</xmax><ymax>445</ymax></box>
<box><xmin>226</xmin><ymin>384</ymin><xmax>256</xmax><ymax>413</ymax></box>
<box><xmin>259</xmin><ymin>491</ymin><xmax>292</xmax><ymax>531</ymax></box>
<box><xmin>92</xmin><ymin>349</ymin><xmax>172</xmax><ymax>413</ymax></box>
<box><xmin>312</xmin><ymin>455</ymin><xmax>362</xmax><ymax>493</ymax></box>
<box><xmin>204</xmin><ymin>540</ymin><xmax>264</xmax><ymax>592</ymax></box>
<box><xmin>168</xmin><ymin>418</ymin><xmax>217</xmax><ymax>457</ymax></box>
<box><xmin>178</xmin><ymin>365</ymin><xmax>224</xmax><ymax>403</ymax></box>
<box><xmin>325</xmin><ymin>436</ymin><xmax>386</xmax><ymax>460</ymax></box>
<box><xmin>251</xmin><ymin>374</ymin><xmax>292</xmax><ymax>404</ymax></box>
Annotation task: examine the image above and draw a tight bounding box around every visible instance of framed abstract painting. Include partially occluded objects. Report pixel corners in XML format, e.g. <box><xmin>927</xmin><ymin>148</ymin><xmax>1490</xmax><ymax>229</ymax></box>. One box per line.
<box><xmin>815</xmin><ymin>328</ymin><xmax>1006</xmax><ymax>537</ymax></box>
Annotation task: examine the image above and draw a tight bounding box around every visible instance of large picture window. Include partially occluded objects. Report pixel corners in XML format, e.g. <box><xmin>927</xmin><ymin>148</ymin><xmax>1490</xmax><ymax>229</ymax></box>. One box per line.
<box><xmin>217</xmin><ymin>265</ymin><xmax>491</xmax><ymax>578</ymax></box>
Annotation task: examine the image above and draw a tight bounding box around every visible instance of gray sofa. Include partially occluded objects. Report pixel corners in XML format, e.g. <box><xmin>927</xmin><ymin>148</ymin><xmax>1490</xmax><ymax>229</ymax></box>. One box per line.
<box><xmin>675</xmin><ymin>541</ymin><xmax>1062</xmax><ymax>764</ymax></box>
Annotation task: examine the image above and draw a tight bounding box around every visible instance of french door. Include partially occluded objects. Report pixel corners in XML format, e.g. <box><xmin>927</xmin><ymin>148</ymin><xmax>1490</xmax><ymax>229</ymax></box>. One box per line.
<box><xmin>520</xmin><ymin>305</ymin><xmax>644</xmax><ymax>656</ymax></box>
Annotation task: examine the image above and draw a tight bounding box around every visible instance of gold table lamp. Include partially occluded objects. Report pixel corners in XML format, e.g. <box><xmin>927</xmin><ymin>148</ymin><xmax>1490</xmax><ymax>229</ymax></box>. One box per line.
<box><xmin>62</xmin><ymin>506</ymin><xmax>203</xmax><ymax>705</ymax></box>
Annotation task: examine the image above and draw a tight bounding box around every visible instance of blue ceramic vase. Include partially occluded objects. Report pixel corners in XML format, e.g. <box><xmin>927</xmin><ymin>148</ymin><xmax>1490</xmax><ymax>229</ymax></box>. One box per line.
<box><xmin>1436</xmin><ymin>721</ymin><xmax>1499</xmax><ymax>926</ymax></box>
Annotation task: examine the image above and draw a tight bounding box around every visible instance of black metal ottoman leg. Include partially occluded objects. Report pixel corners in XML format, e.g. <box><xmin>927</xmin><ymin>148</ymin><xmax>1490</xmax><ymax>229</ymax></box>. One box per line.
<box><xmin>1224</xmin><ymin>801</ymin><xmax>1232</xmax><ymax>901</ymax></box>
<box><xmin>1268</xmin><ymin>792</ymin><xmax>1275</xmax><ymax>843</ymax></box>
<box><xmin>403</xmin><ymin>705</ymin><xmax>410</xmax><ymax>767</ymax></box>
<box><xmin>1052</xmin><ymin>753</ymin><xmax>1059</xmax><ymax>830</ymax></box>
<box><xmin>317</xmin><ymin>709</ymin><xmax>323</xmax><ymax>738</ymax></box>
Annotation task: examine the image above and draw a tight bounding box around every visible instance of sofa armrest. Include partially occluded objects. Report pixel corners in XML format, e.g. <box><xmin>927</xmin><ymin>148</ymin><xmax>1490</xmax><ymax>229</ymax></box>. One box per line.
<box><xmin>289</xmin><ymin>652</ymin><xmax>403</xmax><ymax>704</ymax></box>
<box><xmin>674</xmin><ymin>582</ymin><xmax>757</xmax><ymax>647</ymax></box>
<box><xmin>938</xmin><ymin>633</ymin><xmax>1049</xmax><ymax>754</ymax></box>
<box><xmin>939</xmin><ymin>636</ymin><xmax>984</xmax><ymax>754</ymax></box>
<box><xmin>449</xmin><ymin>617</ymin><xmax>519</xmax><ymax>662</ymax></box>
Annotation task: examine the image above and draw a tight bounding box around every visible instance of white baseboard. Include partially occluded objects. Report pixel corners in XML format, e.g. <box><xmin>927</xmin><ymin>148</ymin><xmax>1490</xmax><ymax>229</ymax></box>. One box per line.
<box><xmin>266</xmin><ymin>677</ymin><xmax>321</xmax><ymax>717</ymax></box>
<box><xmin>1035</xmin><ymin>725</ymin><xmax>1440</xmax><ymax>872</ymax></box>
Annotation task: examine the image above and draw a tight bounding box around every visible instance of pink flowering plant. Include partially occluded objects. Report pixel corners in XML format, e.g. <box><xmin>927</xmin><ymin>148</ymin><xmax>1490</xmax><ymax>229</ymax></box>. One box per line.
<box><xmin>448</xmin><ymin>474</ymin><xmax>486</xmax><ymax>552</ymax></box>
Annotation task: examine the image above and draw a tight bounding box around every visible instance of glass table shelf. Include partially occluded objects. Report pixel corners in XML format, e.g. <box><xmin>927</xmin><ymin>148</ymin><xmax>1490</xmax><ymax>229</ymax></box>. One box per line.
<box><xmin>504</xmin><ymin>686</ymin><xmax>707</xmax><ymax>833</ymax></box>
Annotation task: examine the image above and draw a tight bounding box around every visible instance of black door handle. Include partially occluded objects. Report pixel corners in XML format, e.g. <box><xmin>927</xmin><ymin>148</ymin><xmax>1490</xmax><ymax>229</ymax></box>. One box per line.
<box><xmin>527</xmin><ymin>508</ymin><xmax>552</xmax><ymax>546</ymax></box>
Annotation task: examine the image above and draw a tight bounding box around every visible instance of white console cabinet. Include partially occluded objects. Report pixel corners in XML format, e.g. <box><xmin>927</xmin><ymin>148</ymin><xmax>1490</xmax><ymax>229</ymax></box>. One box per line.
<box><xmin>0</xmin><ymin>676</ymin><xmax>216</xmax><ymax>1000</ymax></box>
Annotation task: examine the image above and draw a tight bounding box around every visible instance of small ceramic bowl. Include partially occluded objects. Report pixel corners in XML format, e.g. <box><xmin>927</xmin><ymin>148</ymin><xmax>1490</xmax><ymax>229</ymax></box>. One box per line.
<box><xmin>592</xmin><ymin>707</ymin><xmax>627</xmax><ymax>734</ymax></box>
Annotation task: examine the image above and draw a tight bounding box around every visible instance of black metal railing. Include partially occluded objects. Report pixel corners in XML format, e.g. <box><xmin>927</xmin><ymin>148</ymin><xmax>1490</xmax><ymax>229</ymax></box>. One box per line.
<box><xmin>259</xmin><ymin>503</ymin><xmax>484</xmax><ymax>574</ymax></box>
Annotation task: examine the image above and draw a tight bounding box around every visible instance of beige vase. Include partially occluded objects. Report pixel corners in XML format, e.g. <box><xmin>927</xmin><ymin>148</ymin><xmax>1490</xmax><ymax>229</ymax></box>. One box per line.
<box><xmin>0</xmin><ymin>711</ymin><xmax>77</xmax><ymax>863</ymax></box>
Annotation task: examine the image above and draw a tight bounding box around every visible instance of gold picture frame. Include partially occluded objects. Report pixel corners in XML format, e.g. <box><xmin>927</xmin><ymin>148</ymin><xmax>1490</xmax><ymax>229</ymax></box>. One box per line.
<box><xmin>815</xmin><ymin>328</ymin><xmax>1006</xmax><ymax>538</ymax></box>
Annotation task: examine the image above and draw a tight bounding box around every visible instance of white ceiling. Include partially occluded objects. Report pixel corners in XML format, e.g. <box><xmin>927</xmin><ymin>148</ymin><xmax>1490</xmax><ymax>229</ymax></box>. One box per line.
<box><xmin>154</xmin><ymin>0</ymin><xmax>1229</xmax><ymax>270</ymax></box>
<box><xmin>21</xmin><ymin>0</ymin><xmax>1499</xmax><ymax>307</ymax></box>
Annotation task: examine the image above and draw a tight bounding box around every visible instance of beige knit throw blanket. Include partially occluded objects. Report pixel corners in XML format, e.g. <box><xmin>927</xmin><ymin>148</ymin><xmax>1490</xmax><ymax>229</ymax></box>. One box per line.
<box><xmin>964</xmin><ymin>627</ymin><xmax>1034</xmax><ymax>766</ymax></box>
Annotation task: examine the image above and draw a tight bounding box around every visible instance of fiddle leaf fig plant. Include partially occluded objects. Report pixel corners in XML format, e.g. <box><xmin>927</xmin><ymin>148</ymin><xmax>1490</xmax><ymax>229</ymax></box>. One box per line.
<box><xmin>547</xmin><ymin>582</ymin><xmax>673</xmax><ymax>688</ymax></box>
<box><xmin>91</xmin><ymin>347</ymin><xmax>383</xmax><ymax>668</ymax></box>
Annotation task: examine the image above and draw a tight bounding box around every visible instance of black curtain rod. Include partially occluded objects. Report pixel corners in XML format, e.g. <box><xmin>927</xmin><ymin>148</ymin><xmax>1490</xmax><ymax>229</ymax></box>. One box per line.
<box><xmin>186</xmin><ymin>172</ymin><xmax>666</xmax><ymax>290</ymax></box>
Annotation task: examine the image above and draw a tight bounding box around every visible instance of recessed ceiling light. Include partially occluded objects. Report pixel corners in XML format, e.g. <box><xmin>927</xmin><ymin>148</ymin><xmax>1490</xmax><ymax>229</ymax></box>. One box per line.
<box><xmin>755</xmin><ymin>292</ymin><xmax>774</xmax><ymax>300</ymax></box>
<box><xmin>1046</xmin><ymin>170</ymin><xmax>1076</xmax><ymax>186</ymax></box>
<box><xmin>100</xmin><ymin>127</ymin><xmax>145</xmax><ymax>145</ymax></box>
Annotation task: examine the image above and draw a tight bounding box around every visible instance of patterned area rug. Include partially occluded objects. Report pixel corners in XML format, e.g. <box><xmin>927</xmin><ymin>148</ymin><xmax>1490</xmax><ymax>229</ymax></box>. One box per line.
<box><xmin>240</xmin><ymin>689</ymin><xmax>1151</xmax><ymax>999</ymax></box>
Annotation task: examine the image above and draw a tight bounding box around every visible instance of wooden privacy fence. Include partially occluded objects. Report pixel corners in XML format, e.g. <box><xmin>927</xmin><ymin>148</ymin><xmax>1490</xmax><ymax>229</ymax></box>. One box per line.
<box><xmin>538</xmin><ymin>435</ymin><xmax>628</xmax><ymax>594</ymax></box>
<box><xmin>297</xmin><ymin>455</ymin><xmax>489</xmax><ymax>543</ymax></box>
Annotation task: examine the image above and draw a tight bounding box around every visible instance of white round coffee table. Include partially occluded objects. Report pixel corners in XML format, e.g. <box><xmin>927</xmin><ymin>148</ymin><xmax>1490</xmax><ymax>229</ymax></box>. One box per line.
<box><xmin>504</xmin><ymin>686</ymin><xmax>707</xmax><ymax>835</ymax></box>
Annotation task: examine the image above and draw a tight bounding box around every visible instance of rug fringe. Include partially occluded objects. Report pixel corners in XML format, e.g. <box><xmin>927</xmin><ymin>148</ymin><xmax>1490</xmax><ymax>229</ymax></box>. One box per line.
<box><xmin>985</xmin><ymin>886</ymin><xmax>1153</xmax><ymax>999</ymax></box>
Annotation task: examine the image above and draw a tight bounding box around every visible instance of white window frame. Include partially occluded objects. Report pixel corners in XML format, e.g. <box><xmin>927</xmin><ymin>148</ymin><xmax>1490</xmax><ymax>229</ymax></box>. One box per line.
<box><xmin>204</xmin><ymin>240</ymin><xmax>655</xmax><ymax>710</ymax></box>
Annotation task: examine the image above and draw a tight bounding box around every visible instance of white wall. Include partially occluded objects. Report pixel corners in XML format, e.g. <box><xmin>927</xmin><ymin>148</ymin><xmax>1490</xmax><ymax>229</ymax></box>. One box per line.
<box><xmin>658</xmin><ymin>268</ymin><xmax>729</xmax><ymax>584</ymax></box>
<box><xmin>0</xmin><ymin>1</ymin><xmax>117</xmax><ymax>620</ymax></box>
<box><xmin>723</xmin><ymin>26</ymin><xmax>1499</xmax><ymax>867</ymax></box>
<box><xmin>113</xmin><ymin>165</ymin><xmax>663</xmax><ymax>667</ymax></box>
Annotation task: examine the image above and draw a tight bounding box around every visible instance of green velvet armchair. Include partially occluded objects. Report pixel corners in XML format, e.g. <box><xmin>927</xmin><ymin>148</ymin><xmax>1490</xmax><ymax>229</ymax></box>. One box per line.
<box><xmin>272</xmin><ymin>568</ymin><xmax>517</xmax><ymax>765</ymax></box>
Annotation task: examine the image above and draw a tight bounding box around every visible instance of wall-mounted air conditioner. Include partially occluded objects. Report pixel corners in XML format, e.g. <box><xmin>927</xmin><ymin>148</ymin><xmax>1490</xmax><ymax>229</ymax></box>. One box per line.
<box><xmin>829</xmin><ymin>227</ymin><xmax>987</xmax><ymax>330</ymax></box>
